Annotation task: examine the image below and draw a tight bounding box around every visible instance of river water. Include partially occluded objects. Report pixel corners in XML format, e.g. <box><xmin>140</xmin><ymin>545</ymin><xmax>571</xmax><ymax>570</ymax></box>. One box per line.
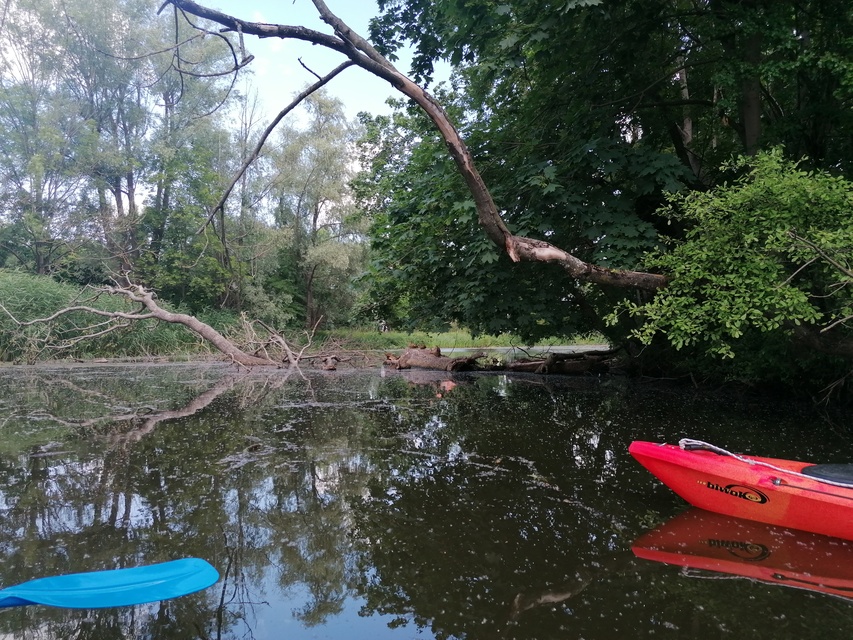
<box><xmin>0</xmin><ymin>363</ymin><xmax>850</xmax><ymax>639</ymax></box>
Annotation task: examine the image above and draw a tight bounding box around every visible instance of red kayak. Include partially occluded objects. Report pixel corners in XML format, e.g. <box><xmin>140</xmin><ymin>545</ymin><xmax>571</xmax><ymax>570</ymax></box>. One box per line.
<box><xmin>632</xmin><ymin>508</ymin><xmax>853</xmax><ymax>600</ymax></box>
<box><xmin>629</xmin><ymin>440</ymin><xmax>853</xmax><ymax>541</ymax></box>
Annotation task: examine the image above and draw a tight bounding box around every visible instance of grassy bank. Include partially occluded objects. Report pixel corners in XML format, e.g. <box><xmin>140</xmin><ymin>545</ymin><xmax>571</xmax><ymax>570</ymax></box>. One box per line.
<box><xmin>315</xmin><ymin>329</ymin><xmax>607</xmax><ymax>352</ymax></box>
<box><xmin>0</xmin><ymin>271</ymin><xmax>233</xmax><ymax>362</ymax></box>
<box><xmin>0</xmin><ymin>271</ymin><xmax>605</xmax><ymax>363</ymax></box>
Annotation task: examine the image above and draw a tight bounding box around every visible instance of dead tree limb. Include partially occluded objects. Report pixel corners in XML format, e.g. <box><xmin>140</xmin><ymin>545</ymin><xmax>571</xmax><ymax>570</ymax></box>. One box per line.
<box><xmin>196</xmin><ymin>59</ymin><xmax>354</xmax><ymax>235</ymax></box>
<box><xmin>35</xmin><ymin>371</ymin><xmax>300</xmax><ymax>444</ymax></box>
<box><xmin>165</xmin><ymin>0</ymin><xmax>669</xmax><ymax>292</ymax></box>
<box><xmin>385</xmin><ymin>347</ymin><xmax>487</xmax><ymax>372</ymax></box>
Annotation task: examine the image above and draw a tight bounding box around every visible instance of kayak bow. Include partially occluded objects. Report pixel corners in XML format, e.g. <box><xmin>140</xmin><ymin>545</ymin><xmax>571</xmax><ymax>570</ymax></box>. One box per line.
<box><xmin>629</xmin><ymin>440</ymin><xmax>853</xmax><ymax>541</ymax></box>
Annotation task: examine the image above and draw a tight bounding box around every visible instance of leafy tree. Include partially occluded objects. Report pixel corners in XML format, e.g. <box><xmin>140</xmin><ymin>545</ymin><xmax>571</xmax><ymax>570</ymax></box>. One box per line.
<box><xmin>139</xmin><ymin>40</ymin><xmax>246</xmax><ymax>310</ymax></box>
<box><xmin>138</xmin><ymin>117</ymin><xmax>236</xmax><ymax>312</ymax></box>
<box><xmin>0</xmin><ymin>0</ymin><xmax>238</xmax><ymax>290</ymax></box>
<box><xmin>619</xmin><ymin>150</ymin><xmax>852</xmax><ymax>389</ymax></box>
<box><xmin>0</xmin><ymin>0</ymin><xmax>97</xmax><ymax>274</ymax></box>
<box><xmin>353</xmin><ymin>0</ymin><xmax>853</xmax><ymax>387</ymax></box>
<box><xmin>372</xmin><ymin>0</ymin><xmax>853</xmax><ymax>171</ymax></box>
<box><xmin>268</xmin><ymin>90</ymin><xmax>366</xmax><ymax>329</ymax></box>
<box><xmin>353</xmin><ymin>100</ymin><xmax>604</xmax><ymax>339</ymax></box>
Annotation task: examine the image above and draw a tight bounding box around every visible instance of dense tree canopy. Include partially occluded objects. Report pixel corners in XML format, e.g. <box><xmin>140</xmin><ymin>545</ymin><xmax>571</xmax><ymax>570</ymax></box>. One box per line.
<box><xmin>0</xmin><ymin>0</ymin><xmax>367</xmax><ymax>330</ymax></box>
<box><xmin>355</xmin><ymin>0</ymin><xmax>853</xmax><ymax>391</ymax></box>
<box><xmin>0</xmin><ymin>0</ymin><xmax>851</xmax><ymax>396</ymax></box>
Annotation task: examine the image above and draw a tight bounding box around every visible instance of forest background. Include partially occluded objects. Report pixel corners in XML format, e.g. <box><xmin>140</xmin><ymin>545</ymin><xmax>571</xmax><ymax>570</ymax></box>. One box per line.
<box><xmin>0</xmin><ymin>0</ymin><xmax>851</xmax><ymax>401</ymax></box>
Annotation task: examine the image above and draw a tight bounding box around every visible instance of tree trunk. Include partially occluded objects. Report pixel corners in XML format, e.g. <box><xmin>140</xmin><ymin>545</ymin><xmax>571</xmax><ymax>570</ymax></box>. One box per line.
<box><xmin>10</xmin><ymin>284</ymin><xmax>281</xmax><ymax>367</ymax></box>
<box><xmin>116</xmin><ymin>286</ymin><xmax>276</xmax><ymax>366</ymax></box>
<box><xmin>305</xmin><ymin>263</ymin><xmax>319</xmax><ymax>329</ymax></box>
<box><xmin>739</xmin><ymin>32</ymin><xmax>763</xmax><ymax>155</ymax></box>
<box><xmin>710</xmin><ymin>0</ymin><xmax>763</xmax><ymax>156</ymax></box>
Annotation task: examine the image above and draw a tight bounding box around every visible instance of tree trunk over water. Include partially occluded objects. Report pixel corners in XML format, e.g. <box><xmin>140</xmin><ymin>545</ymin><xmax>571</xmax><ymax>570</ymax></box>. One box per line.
<box><xmin>166</xmin><ymin>0</ymin><xmax>669</xmax><ymax>293</ymax></box>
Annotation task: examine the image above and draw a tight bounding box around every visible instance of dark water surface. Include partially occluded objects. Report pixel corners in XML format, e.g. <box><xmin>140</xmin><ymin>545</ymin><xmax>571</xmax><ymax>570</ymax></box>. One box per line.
<box><xmin>0</xmin><ymin>363</ymin><xmax>851</xmax><ymax>639</ymax></box>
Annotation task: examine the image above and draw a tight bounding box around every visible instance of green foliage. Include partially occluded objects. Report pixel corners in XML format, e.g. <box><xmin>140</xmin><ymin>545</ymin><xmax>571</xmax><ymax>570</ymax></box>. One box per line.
<box><xmin>364</xmin><ymin>1</ymin><xmax>746</xmax><ymax>341</ymax></box>
<box><xmin>0</xmin><ymin>272</ymin><xmax>75</xmax><ymax>361</ymax></box>
<box><xmin>0</xmin><ymin>0</ymin><xmax>246</xmax><ymax>317</ymax></box>
<box><xmin>620</xmin><ymin>150</ymin><xmax>852</xmax><ymax>383</ymax></box>
<box><xmin>358</xmin><ymin>0</ymin><xmax>853</xmax><ymax>393</ymax></box>
<box><xmin>374</xmin><ymin>0</ymin><xmax>853</xmax><ymax>170</ymax></box>
<box><xmin>316</xmin><ymin>327</ymin><xmax>600</xmax><ymax>351</ymax></box>
<box><xmin>264</xmin><ymin>90</ymin><xmax>368</xmax><ymax>330</ymax></box>
<box><xmin>139</xmin><ymin>220</ymin><xmax>231</xmax><ymax>314</ymax></box>
<box><xmin>353</xmin><ymin>92</ymin><xmax>663</xmax><ymax>342</ymax></box>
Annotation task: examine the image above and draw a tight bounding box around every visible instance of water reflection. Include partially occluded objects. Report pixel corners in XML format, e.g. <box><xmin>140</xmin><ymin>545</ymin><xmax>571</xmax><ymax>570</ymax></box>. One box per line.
<box><xmin>633</xmin><ymin>508</ymin><xmax>853</xmax><ymax>601</ymax></box>
<box><xmin>0</xmin><ymin>364</ymin><xmax>849</xmax><ymax>639</ymax></box>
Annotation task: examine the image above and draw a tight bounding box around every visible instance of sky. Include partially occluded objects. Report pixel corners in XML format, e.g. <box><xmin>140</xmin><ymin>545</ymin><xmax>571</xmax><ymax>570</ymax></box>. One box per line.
<box><xmin>207</xmin><ymin>0</ymin><xmax>428</xmax><ymax>121</ymax></box>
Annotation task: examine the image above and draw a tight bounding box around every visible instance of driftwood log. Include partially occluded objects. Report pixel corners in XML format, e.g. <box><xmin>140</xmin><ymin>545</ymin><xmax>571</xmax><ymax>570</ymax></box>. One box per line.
<box><xmin>385</xmin><ymin>346</ymin><xmax>612</xmax><ymax>375</ymax></box>
<box><xmin>385</xmin><ymin>347</ymin><xmax>487</xmax><ymax>372</ymax></box>
<box><xmin>504</xmin><ymin>352</ymin><xmax>611</xmax><ymax>375</ymax></box>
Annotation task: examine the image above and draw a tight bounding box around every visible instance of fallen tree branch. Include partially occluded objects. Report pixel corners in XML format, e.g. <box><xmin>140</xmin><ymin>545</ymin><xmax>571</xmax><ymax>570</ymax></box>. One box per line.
<box><xmin>0</xmin><ymin>300</ymin><xmax>155</xmax><ymax>325</ymax></box>
<box><xmin>107</xmin><ymin>285</ymin><xmax>291</xmax><ymax>366</ymax></box>
<box><xmin>166</xmin><ymin>0</ymin><xmax>669</xmax><ymax>292</ymax></box>
<box><xmin>2</xmin><ymin>284</ymin><xmax>290</xmax><ymax>367</ymax></box>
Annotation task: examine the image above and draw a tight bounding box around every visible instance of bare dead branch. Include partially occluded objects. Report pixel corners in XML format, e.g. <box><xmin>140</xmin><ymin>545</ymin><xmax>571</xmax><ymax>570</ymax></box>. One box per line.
<box><xmin>778</xmin><ymin>256</ymin><xmax>818</xmax><ymax>288</ymax></box>
<box><xmin>3</xmin><ymin>283</ymin><xmax>295</xmax><ymax>366</ymax></box>
<box><xmin>298</xmin><ymin>57</ymin><xmax>322</xmax><ymax>82</ymax></box>
<box><xmin>0</xmin><ymin>299</ymin><xmax>154</xmax><ymax>326</ymax></box>
<box><xmin>197</xmin><ymin>60</ymin><xmax>354</xmax><ymax>234</ymax></box>
<box><xmin>167</xmin><ymin>0</ymin><xmax>669</xmax><ymax>292</ymax></box>
<box><xmin>51</xmin><ymin>321</ymin><xmax>133</xmax><ymax>349</ymax></box>
<box><xmin>821</xmin><ymin>314</ymin><xmax>853</xmax><ymax>333</ymax></box>
<box><xmin>789</xmin><ymin>231</ymin><xmax>853</xmax><ymax>279</ymax></box>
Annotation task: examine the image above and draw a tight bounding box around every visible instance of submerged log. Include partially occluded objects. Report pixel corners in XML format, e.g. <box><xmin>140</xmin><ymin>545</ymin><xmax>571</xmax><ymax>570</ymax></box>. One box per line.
<box><xmin>505</xmin><ymin>352</ymin><xmax>610</xmax><ymax>375</ymax></box>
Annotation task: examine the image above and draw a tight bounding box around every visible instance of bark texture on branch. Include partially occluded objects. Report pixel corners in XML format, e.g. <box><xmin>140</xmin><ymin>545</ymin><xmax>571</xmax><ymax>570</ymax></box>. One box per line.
<box><xmin>112</xmin><ymin>285</ymin><xmax>276</xmax><ymax>366</ymax></box>
<box><xmin>504</xmin><ymin>352</ymin><xmax>610</xmax><ymax>375</ymax></box>
<box><xmin>167</xmin><ymin>0</ymin><xmax>669</xmax><ymax>292</ymax></box>
<box><xmin>3</xmin><ymin>283</ymin><xmax>286</xmax><ymax>367</ymax></box>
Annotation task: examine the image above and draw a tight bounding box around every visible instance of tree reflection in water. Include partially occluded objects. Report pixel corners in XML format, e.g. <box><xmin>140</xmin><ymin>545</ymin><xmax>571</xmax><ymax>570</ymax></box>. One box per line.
<box><xmin>0</xmin><ymin>364</ymin><xmax>849</xmax><ymax>639</ymax></box>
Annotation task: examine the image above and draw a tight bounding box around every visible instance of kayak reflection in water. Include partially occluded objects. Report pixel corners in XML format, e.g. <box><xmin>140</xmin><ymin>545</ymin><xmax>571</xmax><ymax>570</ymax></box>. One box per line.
<box><xmin>632</xmin><ymin>508</ymin><xmax>853</xmax><ymax>601</ymax></box>
<box><xmin>510</xmin><ymin>507</ymin><xmax>853</xmax><ymax>623</ymax></box>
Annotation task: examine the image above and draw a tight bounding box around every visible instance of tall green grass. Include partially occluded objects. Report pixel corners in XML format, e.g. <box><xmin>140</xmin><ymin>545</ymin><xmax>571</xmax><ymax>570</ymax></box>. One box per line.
<box><xmin>0</xmin><ymin>271</ymin><xmax>605</xmax><ymax>363</ymax></box>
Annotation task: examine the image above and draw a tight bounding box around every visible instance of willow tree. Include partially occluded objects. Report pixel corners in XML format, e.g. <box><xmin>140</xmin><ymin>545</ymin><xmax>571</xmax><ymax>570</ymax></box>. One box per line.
<box><xmin>0</xmin><ymin>0</ymin><xmax>96</xmax><ymax>275</ymax></box>
<box><xmin>269</xmin><ymin>90</ymin><xmax>364</xmax><ymax>329</ymax></box>
<box><xmin>0</xmin><ymin>0</ymin><xmax>240</xmax><ymax>284</ymax></box>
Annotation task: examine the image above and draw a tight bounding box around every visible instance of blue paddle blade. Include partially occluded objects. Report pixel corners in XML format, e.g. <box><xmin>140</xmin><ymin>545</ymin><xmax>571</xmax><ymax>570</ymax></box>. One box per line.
<box><xmin>0</xmin><ymin>558</ymin><xmax>219</xmax><ymax>609</ymax></box>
